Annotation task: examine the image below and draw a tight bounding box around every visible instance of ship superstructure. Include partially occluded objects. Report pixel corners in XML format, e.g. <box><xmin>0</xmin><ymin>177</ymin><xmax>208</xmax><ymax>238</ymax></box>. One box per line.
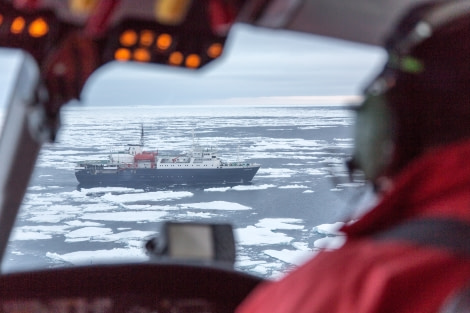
<box><xmin>75</xmin><ymin>130</ymin><xmax>260</xmax><ymax>187</ymax></box>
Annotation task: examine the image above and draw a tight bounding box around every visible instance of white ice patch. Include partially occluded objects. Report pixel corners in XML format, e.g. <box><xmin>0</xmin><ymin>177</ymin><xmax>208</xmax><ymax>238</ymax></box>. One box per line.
<box><xmin>180</xmin><ymin>201</ymin><xmax>251</xmax><ymax>211</ymax></box>
<box><xmin>312</xmin><ymin>222</ymin><xmax>347</xmax><ymax>250</ymax></box>
<box><xmin>28</xmin><ymin>186</ymin><xmax>48</xmax><ymax>191</ymax></box>
<box><xmin>65</xmin><ymin>227</ymin><xmax>113</xmax><ymax>242</ymax></box>
<box><xmin>313</xmin><ymin>236</ymin><xmax>346</xmax><ymax>250</ymax></box>
<box><xmin>236</xmin><ymin>218</ymin><xmax>313</xmax><ymax>274</ymax></box>
<box><xmin>204</xmin><ymin>187</ymin><xmax>231</xmax><ymax>192</ymax></box>
<box><xmin>26</xmin><ymin>213</ymin><xmax>74</xmax><ymax>223</ymax></box>
<box><xmin>184</xmin><ymin>212</ymin><xmax>215</xmax><ymax>218</ymax></box>
<box><xmin>256</xmin><ymin>168</ymin><xmax>296</xmax><ymax>178</ymax></box>
<box><xmin>11</xmin><ymin>225</ymin><xmax>71</xmax><ymax>241</ymax></box>
<box><xmin>236</xmin><ymin>256</ymin><xmax>267</xmax><ymax>267</ymax></box>
<box><xmin>81</xmin><ymin>204</ymin><xmax>122</xmax><ymax>212</ymax></box>
<box><xmin>106</xmin><ymin>230</ymin><xmax>156</xmax><ymax>241</ymax></box>
<box><xmin>66</xmin><ymin>221</ymin><xmax>104</xmax><ymax>227</ymax></box>
<box><xmin>65</xmin><ymin>229</ymin><xmax>155</xmax><ymax>244</ymax></box>
<box><xmin>278</xmin><ymin>184</ymin><xmax>308</xmax><ymax>189</ymax></box>
<box><xmin>304</xmin><ymin>168</ymin><xmax>327</xmax><ymax>176</ymax></box>
<box><xmin>249</xmin><ymin>138</ymin><xmax>327</xmax><ymax>155</ymax></box>
<box><xmin>256</xmin><ymin>218</ymin><xmax>304</xmax><ymax>230</ymax></box>
<box><xmin>313</xmin><ymin>222</ymin><xmax>345</xmax><ymax>236</ymax></box>
<box><xmin>102</xmin><ymin>191</ymin><xmax>194</xmax><ymax>203</ymax></box>
<box><xmin>81</xmin><ymin>210</ymin><xmax>168</xmax><ymax>222</ymax></box>
<box><xmin>231</xmin><ymin>184</ymin><xmax>276</xmax><ymax>191</ymax></box>
<box><xmin>236</xmin><ymin>255</ymin><xmax>285</xmax><ymax>278</ymax></box>
<box><xmin>46</xmin><ymin>248</ymin><xmax>148</xmax><ymax>265</ymax></box>
<box><xmin>237</xmin><ymin>218</ymin><xmax>305</xmax><ymax>246</ymax></box>
<box><xmin>319</xmin><ymin>157</ymin><xmax>344</xmax><ymax>164</ymax></box>
<box><xmin>337</xmin><ymin>182</ymin><xmax>365</xmax><ymax>188</ymax></box>
<box><xmin>11</xmin><ymin>229</ymin><xmax>53</xmax><ymax>241</ymax></box>
<box><xmin>236</xmin><ymin>226</ymin><xmax>293</xmax><ymax>245</ymax></box>
<box><xmin>81</xmin><ymin>187</ymin><xmax>143</xmax><ymax>193</ymax></box>
<box><xmin>264</xmin><ymin>249</ymin><xmax>315</xmax><ymax>266</ymax></box>
<box><xmin>121</xmin><ymin>204</ymin><xmax>179</xmax><ymax>212</ymax></box>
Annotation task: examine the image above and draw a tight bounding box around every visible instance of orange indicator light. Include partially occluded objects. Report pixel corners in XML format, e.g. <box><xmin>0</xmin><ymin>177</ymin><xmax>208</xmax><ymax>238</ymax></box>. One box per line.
<box><xmin>119</xmin><ymin>30</ymin><xmax>138</xmax><ymax>47</ymax></box>
<box><xmin>156</xmin><ymin>33</ymin><xmax>172</xmax><ymax>51</ymax></box>
<box><xmin>114</xmin><ymin>48</ymin><xmax>131</xmax><ymax>61</ymax></box>
<box><xmin>11</xmin><ymin>17</ymin><xmax>26</xmax><ymax>34</ymax></box>
<box><xmin>169</xmin><ymin>51</ymin><xmax>183</xmax><ymax>65</ymax></box>
<box><xmin>28</xmin><ymin>18</ymin><xmax>49</xmax><ymax>38</ymax></box>
<box><xmin>134</xmin><ymin>48</ymin><xmax>151</xmax><ymax>62</ymax></box>
<box><xmin>0</xmin><ymin>15</ymin><xmax>4</xmax><ymax>26</ymax></box>
<box><xmin>140</xmin><ymin>30</ymin><xmax>154</xmax><ymax>47</ymax></box>
<box><xmin>185</xmin><ymin>54</ymin><xmax>201</xmax><ymax>68</ymax></box>
<box><xmin>207</xmin><ymin>43</ymin><xmax>223</xmax><ymax>58</ymax></box>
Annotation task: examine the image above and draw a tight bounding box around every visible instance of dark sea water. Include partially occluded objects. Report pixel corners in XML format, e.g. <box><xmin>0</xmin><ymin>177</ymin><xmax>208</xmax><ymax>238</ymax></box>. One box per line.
<box><xmin>3</xmin><ymin>104</ymin><xmax>369</xmax><ymax>278</ymax></box>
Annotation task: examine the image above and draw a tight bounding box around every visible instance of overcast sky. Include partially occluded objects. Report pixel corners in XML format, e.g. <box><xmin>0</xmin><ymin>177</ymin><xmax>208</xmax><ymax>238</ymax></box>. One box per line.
<box><xmin>0</xmin><ymin>24</ymin><xmax>386</xmax><ymax>107</ymax></box>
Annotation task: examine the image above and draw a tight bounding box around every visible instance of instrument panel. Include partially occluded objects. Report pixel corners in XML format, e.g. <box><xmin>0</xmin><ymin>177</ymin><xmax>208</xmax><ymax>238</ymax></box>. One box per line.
<box><xmin>0</xmin><ymin>263</ymin><xmax>262</xmax><ymax>313</ymax></box>
<box><xmin>3</xmin><ymin>297</ymin><xmax>216</xmax><ymax>313</ymax></box>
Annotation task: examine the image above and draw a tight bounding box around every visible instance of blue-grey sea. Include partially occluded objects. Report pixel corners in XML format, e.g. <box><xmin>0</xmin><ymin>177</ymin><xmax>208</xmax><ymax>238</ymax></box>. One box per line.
<box><xmin>3</xmin><ymin>104</ymin><xmax>370</xmax><ymax>279</ymax></box>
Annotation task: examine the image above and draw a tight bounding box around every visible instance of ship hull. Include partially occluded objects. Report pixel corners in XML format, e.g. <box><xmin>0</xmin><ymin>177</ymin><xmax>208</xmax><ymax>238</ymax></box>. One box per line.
<box><xmin>75</xmin><ymin>166</ymin><xmax>260</xmax><ymax>187</ymax></box>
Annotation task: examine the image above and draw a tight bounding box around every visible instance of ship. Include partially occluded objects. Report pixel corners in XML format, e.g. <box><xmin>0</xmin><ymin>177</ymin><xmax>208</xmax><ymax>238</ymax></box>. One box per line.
<box><xmin>74</xmin><ymin>129</ymin><xmax>261</xmax><ymax>187</ymax></box>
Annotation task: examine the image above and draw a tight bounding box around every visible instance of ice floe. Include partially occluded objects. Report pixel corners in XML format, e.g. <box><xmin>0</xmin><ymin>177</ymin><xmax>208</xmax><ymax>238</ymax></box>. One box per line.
<box><xmin>236</xmin><ymin>226</ymin><xmax>294</xmax><ymax>245</ymax></box>
<box><xmin>180</xmin><ymin>201</ymin><xmax>251</xmax><ymax>211</ymax></box>
<box><xmin>102</xmin><ymin>191</ymin><xmax>194</xmax><ymax>203</ymax></box>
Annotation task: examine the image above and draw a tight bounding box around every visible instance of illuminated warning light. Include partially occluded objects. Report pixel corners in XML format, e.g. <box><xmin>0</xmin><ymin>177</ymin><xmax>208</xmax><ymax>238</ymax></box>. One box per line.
<box><xmin>114</xmin><ymin>48</ymin><xmax>132</xmax><ymax>61</ymax></box>
<box><xmin>28</xmin><ymin>18</ymin><xmax>49</xmax><ymax>38</ymax></box>
<box><xmin>133</xmin><ymin>48</ymin><xmax>151</xmax><ymax>62</ymax></box>
<box><xmin>154</xmin><ymin>0</ymin><xmax>192</xmax><ymax>25</ymax></box>
<box><xmin>185</xmin><ymin>54</ymin><xmax>201</xmax><ymax>68</ymax></box>
<box><xmin>0</xmin><ymin>14</ymin><xmax>4</xmax><ymax>26</ymax></box>
<box><xmin>140</xmin><ymin>30</ymin><xmax>154</xmax><ymax>47</ymax></box>
<box><xmin>169</xmin><ymin>51</ymin><xmax>183</xmax><ymax>65</ymax></box>
<box><xmin>11</xmin><ymin>17</ymin><xmax>26</xmax><ymax>34</ymax></box>
<box><xmin>156</xmin><ymin>33</ymin><xmax>172</xmax><ymax>51</ymax></box>
<box><xmin>119</xmin><ymin>30</ymin><xmax>138</xmax><ymax>47</ymax></box>
<box><xmin>69</xmin><ymin>0</ymin><xmax>99</xmax><ymax>15</ymax></box>
<box><xmin>207</xmin><ymin>43</ymin><xmax>223</xmax><ymax>58</ymax></box>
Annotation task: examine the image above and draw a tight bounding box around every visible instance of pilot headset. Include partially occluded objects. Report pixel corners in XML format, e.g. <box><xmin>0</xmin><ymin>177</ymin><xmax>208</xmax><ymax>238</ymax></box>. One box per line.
<box><xmin>349</xmin><ymin>0</ymin><xmax>470</xmax><ymax>186</ymax></box>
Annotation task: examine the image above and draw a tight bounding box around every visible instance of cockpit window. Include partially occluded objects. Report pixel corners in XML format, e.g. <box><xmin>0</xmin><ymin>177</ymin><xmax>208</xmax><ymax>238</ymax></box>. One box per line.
<box><xmin>2</xmin><ymin>24</ymin><xmax>385</xmax><ymax>278</ymax></box>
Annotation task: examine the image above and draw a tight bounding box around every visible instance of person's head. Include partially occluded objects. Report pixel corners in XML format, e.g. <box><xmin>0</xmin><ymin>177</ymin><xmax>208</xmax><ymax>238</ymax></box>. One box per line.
<box><xmin>350</xmin><ymin>0</ymin><xmax>470</xmax><ymax>186</ymax></box>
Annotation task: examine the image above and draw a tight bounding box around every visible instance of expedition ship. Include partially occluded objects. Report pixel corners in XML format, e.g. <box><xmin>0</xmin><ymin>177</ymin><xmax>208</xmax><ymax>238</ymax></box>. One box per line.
<box><xmin>74</xmin><ymin>132</ymin><xmax>260</xmax><ymax>187</ymax></box>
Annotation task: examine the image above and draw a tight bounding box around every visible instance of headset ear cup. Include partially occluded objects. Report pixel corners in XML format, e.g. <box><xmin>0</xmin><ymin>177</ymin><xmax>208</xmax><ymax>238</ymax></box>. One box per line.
<box><xmin>351</xmin><ymin>94</ymin><xmax>395</xmax><ymax>182</ymax></box>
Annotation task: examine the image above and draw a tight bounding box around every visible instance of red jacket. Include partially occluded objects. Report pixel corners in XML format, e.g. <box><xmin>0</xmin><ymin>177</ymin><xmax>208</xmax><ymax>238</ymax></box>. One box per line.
<box><xmin>237</xmin><ymin>139</ymin><xmax>470</xmax><ymax>313</ymax></box>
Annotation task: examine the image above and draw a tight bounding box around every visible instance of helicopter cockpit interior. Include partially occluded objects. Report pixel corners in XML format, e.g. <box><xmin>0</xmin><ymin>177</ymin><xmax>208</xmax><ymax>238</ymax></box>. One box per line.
<box><xmin>0</xmin><ymin>0</ymin><xmax>443</xmax><ymax>312</ymax></box>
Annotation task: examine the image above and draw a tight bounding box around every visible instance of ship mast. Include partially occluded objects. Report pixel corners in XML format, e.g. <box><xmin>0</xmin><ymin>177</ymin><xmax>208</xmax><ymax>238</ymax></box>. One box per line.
<box><xmin>140</xmin><ymin>124</ymin><xmax>144</xmax><ymax>147</ymax></box>
<box><xmin>192</xmin><ymin>129</ymin><xmax>196</xmax><ymax>152</ymax></box>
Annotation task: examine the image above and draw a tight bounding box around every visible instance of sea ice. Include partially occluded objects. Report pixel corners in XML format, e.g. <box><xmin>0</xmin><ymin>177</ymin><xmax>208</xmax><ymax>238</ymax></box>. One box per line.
<box><xmin>264</xmin><ymin>248</ymin><xmax>315</xmax><ymax>266</ymax></box>
<box><xmin>236</xmin><ymin>226</ymin><xmax>293</xmax><ymax>245</ymax></box>
<box><xmin>255</xmin><ymin>218</ymin><xmax>304</xmax><ymax>230</ymax></box>
<box><xmin>81</xmin><ymin>210</ymin><xmax>168</xmax><ymax>222</ymax></box>
<box><xmin>313</xmin><ymin>236</ymin><xmax>346</xmax><ymax>250</ymax></box>
<box><xmin>313</xmin><ymin>222</ymin><xmax>345</xmax><ymax>236</ymax></box>
<box><xmin>180</xmin><ymin>201</ymin><xmax>251</xmax><ymax>211</ymax></box>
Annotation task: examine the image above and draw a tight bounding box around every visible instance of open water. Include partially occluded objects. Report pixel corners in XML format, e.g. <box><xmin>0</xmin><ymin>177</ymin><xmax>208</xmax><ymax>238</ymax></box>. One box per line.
<box><xmin>3</xmin><ymin>103</ymin><xmax>370</xmax><ymax>279</ymax></box>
